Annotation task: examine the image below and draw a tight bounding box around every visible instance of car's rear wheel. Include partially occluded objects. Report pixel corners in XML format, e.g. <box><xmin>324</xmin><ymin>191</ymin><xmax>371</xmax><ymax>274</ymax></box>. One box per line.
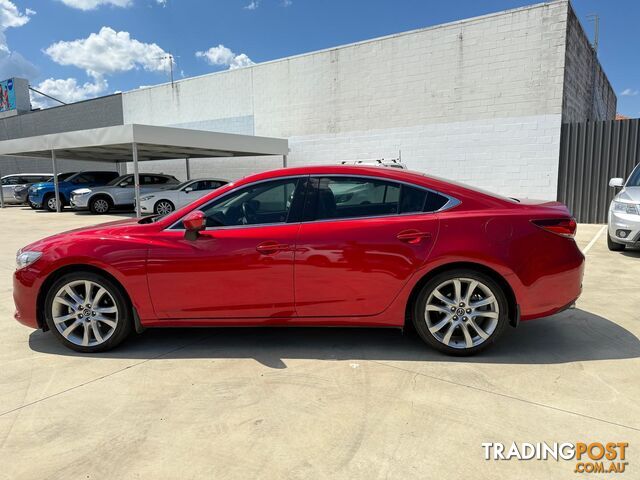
<box><xmin>413</xmin><ymin>269</ymin><xmax>508</xmax><ymax>356</ymax></box>
<box><xmin>607</xmin><ymin>233</ymin><xmax>625</xmax><ymax>251</ymax></box>
<box><xmin>89</xmin><ymin>196</ymin><xmax>112</xmax><ymax>214</ymax></box>
<box><xmin>44</xmin><ymin>271</ymin><xmax>132</xmax><ymax>352</ymax></box>
<box><xmin>154</xmin><ymin>200</ymin><xmax>174</xmax><ymax>215</ymax></box>
<box><xmin>44</xmin><ymin>194</ymin><xmax>64</xmax><ymax>212</ymax></box>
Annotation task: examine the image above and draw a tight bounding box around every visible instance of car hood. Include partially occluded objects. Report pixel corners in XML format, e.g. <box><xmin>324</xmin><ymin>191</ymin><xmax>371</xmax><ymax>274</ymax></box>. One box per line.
<box><xmin>80</xmin><ymin>185</ymin><xmax>119</xmax><ymax>194</ymax></box>
<box><xmin>616</xmin><ymin>186</ymin><xmax>640</xmax><ymax>203</ymax></box>
<box><xmin>21</xmin><ymin>218</ymin><xmax>145</xmax><ymax>252</ymax></box>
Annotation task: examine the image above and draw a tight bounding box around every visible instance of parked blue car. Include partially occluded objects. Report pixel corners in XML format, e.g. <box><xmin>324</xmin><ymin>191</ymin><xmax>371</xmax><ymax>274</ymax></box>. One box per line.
<box><xmin>29</xmin><ymin>171</ymin><xmax>120</xmax><ymax>211</ymax></box>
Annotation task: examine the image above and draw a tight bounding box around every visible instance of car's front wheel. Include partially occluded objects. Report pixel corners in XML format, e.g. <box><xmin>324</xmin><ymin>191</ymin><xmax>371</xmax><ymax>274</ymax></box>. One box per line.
<box><xmin>154</xmin><ymin>200</ymin><xmax>174</xmax><ymax>215</ymax></box>
<box><xmin>413</xmin><ymin>269</ymin><xmax>509</xmax><ymax>356</ymax></box>
<box><xmin>89</xmin><ymin>196</ymin><xmax>112</xmax><ymax>214</ymax></box>
<box><xmin>44</xmin><ymin>194</ymin><xmax>64</xmax><ymax>212</ymax></box>
<box><xmin>44</xmin><ymin>271</ymin><xmax>132</xmax><ymax>352</ymax></box>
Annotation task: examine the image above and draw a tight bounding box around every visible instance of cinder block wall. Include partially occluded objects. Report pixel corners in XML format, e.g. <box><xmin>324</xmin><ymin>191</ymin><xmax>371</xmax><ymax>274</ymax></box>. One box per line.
<box><xmin>123</xmin><ymin>1</ymin><xmax>572</xmax><ymax>199</ymax></box>
<box><xmin>561</xmin><ymin>6</ymin><xmax>616</xmax><ymax>122</ymax></box>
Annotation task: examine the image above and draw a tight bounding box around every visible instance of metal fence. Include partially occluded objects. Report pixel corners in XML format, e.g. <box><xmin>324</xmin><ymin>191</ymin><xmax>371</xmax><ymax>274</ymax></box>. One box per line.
<box><xmin>558</xmin><ymin>118</ymin><xmax>640</xmax><ymax>223</ymax></box>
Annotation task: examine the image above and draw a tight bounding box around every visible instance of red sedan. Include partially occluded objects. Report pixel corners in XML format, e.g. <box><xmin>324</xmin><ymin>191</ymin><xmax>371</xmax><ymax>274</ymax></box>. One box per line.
<box><xmin>13</xmin><ymin>166</ymin><xmax>584</xmax><ymax>355</ymax></box>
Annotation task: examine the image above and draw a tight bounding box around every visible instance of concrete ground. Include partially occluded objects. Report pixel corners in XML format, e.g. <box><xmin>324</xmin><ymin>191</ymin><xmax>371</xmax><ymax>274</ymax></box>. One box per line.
<box><xmin>0</xmin><ymin>207</ymin><xmax>638</xmax><ymax>480</ymax></box>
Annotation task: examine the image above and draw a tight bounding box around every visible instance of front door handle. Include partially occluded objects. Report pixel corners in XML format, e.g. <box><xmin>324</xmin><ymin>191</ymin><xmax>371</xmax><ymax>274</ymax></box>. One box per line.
<box><xmin>396</xmin><ymin>230</ymin><xmax>432</xmax><ymax>244</ymax></box>
<box><xmin>256</xmin><ymin>241</ymin><xmax>290</xmax><ymax>254</ymax></box>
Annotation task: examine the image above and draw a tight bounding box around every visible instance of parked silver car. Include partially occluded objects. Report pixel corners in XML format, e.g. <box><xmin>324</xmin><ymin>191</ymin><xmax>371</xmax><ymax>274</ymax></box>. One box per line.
<box><xmin>70</xmin><ymin>173</ymin><xmax>180</xmax><ymax>214</ymax></box>
<box><xmin>1</xmin><ymin>173</ymin><xmax>52</xmax><ymax>204</ymax></box>
<box><xmin>608</xmin><ymin>163</ymin><xmax>640</xmax><ymax>251</ymax></box>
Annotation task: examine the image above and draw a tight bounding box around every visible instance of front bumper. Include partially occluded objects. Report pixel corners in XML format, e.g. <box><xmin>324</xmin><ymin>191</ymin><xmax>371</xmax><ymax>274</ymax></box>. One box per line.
<box><xmin>70</xmin><ymin>193</ymin><xmax>90</xmax><ymax>209</ymax></box>
<box><xmin>608</xmin><ymin>210</ymin><xmax>640</xmax><ymax>246</ymax></box>
<box><xmin>28</xmin><ymin>191</ymin><xmax>45</xmax><ymax>208</ymax></box>
<box><xmin>13</xmin><ymin>268</ymin><xmax>41</xmax><ymax>329</ymax></box>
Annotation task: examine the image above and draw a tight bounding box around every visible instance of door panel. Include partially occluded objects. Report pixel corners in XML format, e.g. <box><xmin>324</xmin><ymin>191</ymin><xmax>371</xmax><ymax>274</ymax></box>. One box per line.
<box><xmin>147</xmin><ymin>224</ymin><xmax>300</xmax><ymax>319</ymax></box>
<box><xmin>294</xmin><ymin>215</ymin><xmax>439</xmax><ymax>317</ymax></box>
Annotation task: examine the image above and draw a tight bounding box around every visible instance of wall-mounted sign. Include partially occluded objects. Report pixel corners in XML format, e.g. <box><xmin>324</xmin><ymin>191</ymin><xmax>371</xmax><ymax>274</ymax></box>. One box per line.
<box><xmin>0</xmin><ymin>78</ymin><xmax>17</xmax><ymax>113</ymax></box>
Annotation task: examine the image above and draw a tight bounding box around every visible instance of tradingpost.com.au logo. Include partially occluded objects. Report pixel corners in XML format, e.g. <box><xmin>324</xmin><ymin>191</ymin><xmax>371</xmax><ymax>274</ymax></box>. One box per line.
<box><xmin>482</xmin><ymin>442</ymin><xmax>629</xmax><ymax>474</ymax></box>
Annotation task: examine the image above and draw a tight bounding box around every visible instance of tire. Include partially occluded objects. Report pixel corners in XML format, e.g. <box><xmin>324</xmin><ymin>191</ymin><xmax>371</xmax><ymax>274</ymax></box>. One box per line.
<box><xmin>89</xmin><ymin>196</ymin><xmax>113</xmax><ymax>215</ymax></box>
<box><xmin>44</xmin><ymin>271</ymin><xmax>133</xmax><ymax>353</ymax></box>
<box><xmin>154</xmin><ymin>199</ymin><xmax>175</xmax><ymax>215</ymax></box>
<box><xmin>412</xmin><ymin>269</ymin><xmax>509</xmax><ymax>356</ymax></box>
<box><xmin>607</xmin><ymin>233</ymin><xmax>625</xmax><ymax>251</ymax></box>
<box><xmin>44</xmin><ymin>193</ymin><xmax>64</xmax><ymax>212</ymax></box>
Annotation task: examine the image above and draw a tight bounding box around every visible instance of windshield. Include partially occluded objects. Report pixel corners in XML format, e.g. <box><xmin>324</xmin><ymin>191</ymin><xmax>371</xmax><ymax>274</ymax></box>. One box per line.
<box><xmin>627</xmin><ymin>164</ymin><xmax>640</xmax><ymax>187</ymax></box>
<box><xmin>106</xmin><ymin>175</ymin><xmax>130</xmax><ymax>186</ymax></box>
<box><xmin>170</xmin><ymin>180</ymin><xmax>192</xmax><ymax>190</ymax></box>
<box><xmin>44</xmin><ymin>172</ymin><xmax>75</xmax><ymax>182</ymax></box>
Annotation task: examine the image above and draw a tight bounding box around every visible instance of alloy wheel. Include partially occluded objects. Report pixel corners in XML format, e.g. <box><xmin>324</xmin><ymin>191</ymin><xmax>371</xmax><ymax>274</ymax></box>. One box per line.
<box><xmin>51</xmin><ymin>280</ymin><xmax>119</xmax><ymax>347</ymax></box>
<box><xmin>47</xmin><ymin>197</ymin><xmax>58</xmax><ymax>211</ymax></box>
<box><xmin>424</xmin><ymin>277</ymin><xmax>499</xmax><ymax>349</ymax></box>
<box><xmin>155</xmin><ymin>201</ymin><xmax>173</xmax><ymax>215</ymax></box>
<box><xmin>93</xmin><ymin>198</ymin><xmax>110</xmax><ymax>213</ymax></box>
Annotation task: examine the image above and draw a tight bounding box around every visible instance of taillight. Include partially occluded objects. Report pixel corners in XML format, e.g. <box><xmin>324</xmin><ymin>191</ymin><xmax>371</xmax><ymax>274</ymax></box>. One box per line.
<box><xmin>532</xmin><ymin>218</ymin><xmax>577</xmax><ymax>238</ymax></box>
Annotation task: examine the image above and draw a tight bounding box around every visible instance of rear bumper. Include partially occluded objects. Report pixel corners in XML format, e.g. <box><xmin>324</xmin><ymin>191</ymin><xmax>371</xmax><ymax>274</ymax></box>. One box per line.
<box><xmin>516</xmin><ymin>241</ymin><xmax>585</xmax><ymax>321</ymax></box>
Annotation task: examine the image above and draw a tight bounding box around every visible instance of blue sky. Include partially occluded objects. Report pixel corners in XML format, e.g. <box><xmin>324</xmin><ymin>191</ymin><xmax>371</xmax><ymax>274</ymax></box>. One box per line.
<box><xmin>0</xmin><ymin>0</ymin><xmax>638</xmax><ymax>115</ymax></box>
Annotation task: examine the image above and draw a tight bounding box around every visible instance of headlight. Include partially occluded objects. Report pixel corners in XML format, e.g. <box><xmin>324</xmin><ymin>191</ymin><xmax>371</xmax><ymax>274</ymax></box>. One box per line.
<box><xmin>16</xmin><ymin>251</ymin><xmax>42</xmax><ymax>270</ymax></box>
<box><xmin>140</xmin><ymin>195</ymin><xmax>154</xmax><ymax>201</ymax></box>
<box><xmin>72</xmin><ymin>188</ymin><xmax>91</xmax><ymax>195</ymax></box>
<box><xmin>613</xmin><ymin>201</ymin><xmax>640</xmax><ymax>215</ymax></box>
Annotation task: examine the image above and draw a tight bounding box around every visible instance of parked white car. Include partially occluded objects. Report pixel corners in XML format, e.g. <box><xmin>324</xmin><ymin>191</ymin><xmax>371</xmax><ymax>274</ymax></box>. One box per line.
<box><xmin>139</xmin><ymin>178</ymin><xmax>229</xmax><ymax>215</ymax></box>
<box><xmin>70</xmin><ymin>173</ymin><xmax>179</xmax><ymax>214</ymax></box>
<box><xmin>608</xmin><ymin>163</ymin><xmax>640</xmax><ymax>251</ymax></box>
<box><xmin>1</xmin><ymin>173</ymin><xmax>52</xmax><ymax>204</ymax></box>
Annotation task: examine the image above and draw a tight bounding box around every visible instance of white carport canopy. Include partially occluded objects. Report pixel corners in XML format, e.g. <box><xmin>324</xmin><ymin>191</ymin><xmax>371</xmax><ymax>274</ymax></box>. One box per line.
<box><xmin>0</xmin><ymin>124</ymin><xmax>289</xmax><ymax>216</ymax></box>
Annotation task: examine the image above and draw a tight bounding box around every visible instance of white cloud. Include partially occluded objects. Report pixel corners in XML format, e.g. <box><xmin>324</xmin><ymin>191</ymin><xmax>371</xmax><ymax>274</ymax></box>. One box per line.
<box><xmin>244</xmin><ymin>1</ymin><xmax>259</xmax><ymax>10</ymax></box>
<box><xmin>0</xmin><ymin>1</ymin><xmax>37</xmax><ymax>79</ymax></box>
<box><xmin>0</xmin><ymin>0</ymin><xmax>32</xmax><ymax>29</ymax></box>
<box><xmin>30</xmin><ymin>76</ymin><xmax>108</xmax><ymax>108</ymax></box>
<box><xmin>196</xmin><ymin>44</ymin><xmax>254</xmax><ymax>70</ymax></box>
<box><xmin>156</xmin><ymin>0</ymin><xmax>167</xmax><ymax>6</ymax></box>
<box><xmin>44</xmin><ymin>27</ymin><xmax>171</xmax><ymax>78</ymax></box>
<box><xmin>57</xmin><ymin>0</ymin><xmax>132</xmax><ymax>10</ymax></box>
<box><xmin>620</xmin><ymin>88</ymin><xmax>639</xmax><ymax>97</ymax></box>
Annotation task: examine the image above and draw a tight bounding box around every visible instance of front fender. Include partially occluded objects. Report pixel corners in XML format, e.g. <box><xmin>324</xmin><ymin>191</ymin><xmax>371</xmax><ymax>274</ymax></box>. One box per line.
<box><xmin>32</xmin><ymin>236</ymin><xmax>155</xmax><ymax>322</ymax></box>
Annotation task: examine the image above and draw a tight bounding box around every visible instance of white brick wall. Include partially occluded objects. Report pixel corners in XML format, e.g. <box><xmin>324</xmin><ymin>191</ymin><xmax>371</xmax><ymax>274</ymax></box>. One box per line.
<box><xmin>123</xmin><ymin>1</ymin><xmax>572</xmax><ymax>199</ymax></box>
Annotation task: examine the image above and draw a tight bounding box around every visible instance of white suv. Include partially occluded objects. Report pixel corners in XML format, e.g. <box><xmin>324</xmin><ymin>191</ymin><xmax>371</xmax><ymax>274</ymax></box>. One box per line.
<box><xmin>608</xmin><ymin>163</ymin><xmax>640</xmax><ymax>251</ymax></box>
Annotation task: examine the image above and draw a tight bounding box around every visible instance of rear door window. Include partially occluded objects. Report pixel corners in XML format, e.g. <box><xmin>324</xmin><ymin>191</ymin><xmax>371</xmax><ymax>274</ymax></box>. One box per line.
<box><xmin>308</xmin><ymin>177</ymin><xmax>400</xmax><ymax>220</ymax></box>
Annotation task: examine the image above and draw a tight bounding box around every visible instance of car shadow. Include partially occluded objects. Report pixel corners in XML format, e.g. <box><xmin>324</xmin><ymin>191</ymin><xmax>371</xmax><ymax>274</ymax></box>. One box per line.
<box><xmin>28</xmin><ymin>308</ymin><xmax>640</xmax><ymax>368</ymax></box>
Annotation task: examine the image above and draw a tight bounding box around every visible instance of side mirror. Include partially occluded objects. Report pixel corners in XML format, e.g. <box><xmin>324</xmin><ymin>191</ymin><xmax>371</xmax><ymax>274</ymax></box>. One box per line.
<box><xmin>184</xmin><ymin>186</ymin><xmax>194</xmax><ymax>193</ymax></box>
<box><xmin>119</xmin><ymin>182</ymin><xmax>129</xmax><ymax>188</ymax></box>
<box><xmin>609</xmin><ymin>178</ymin><xmax>624</xmax><ymax>188</ymax></box>
<box><xmin>182</xmin><ymin>210</ymin><xmax>206</xmax><ymax>240</ymax></box>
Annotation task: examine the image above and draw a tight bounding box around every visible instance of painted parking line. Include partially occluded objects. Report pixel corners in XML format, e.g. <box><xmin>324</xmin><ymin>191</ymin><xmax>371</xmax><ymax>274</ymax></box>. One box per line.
<box><xmin>582</xmin><ymin>225</ymin><xmax>606</xmax><ymax>254</ymax></box>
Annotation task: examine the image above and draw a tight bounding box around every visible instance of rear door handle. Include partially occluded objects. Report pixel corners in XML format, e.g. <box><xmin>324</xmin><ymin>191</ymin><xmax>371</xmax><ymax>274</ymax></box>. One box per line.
<box><xmin>256</xmin><ymin>241</ymin><xmax>290</xmax><ymax>254</ymax></box>
<box><xmin>396</xmin><ymin>230</ymin><xmax>431</xmax><ymax>244</ymax></box>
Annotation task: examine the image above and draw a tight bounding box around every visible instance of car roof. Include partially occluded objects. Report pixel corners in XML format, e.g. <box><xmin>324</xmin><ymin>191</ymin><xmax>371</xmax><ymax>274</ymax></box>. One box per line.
<box><xmin>235</xmin><ymin>165</ymin><xmax>515</xmax><ymax>206</ymax></box>
<box><xmin>240</xmin><ymin>165</ymin><xmax>451</xmax><ymax>190</ymax></box>
<box><xmin>2</xmin><ymin>173</ymin><xmax>51</xmax><ymax>177</ymax></box>
<box><xmin>187</xmin><ymin>178</ymin><xmax>229</xmax><ymax>182</ymax></box>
